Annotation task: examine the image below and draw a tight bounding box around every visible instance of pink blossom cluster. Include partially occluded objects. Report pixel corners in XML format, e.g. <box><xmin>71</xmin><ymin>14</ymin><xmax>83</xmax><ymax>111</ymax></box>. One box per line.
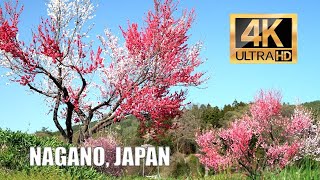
<box><xmin>36</xmin><ymin>19</ymin><xmax>64</xmax><ymax>62</ymax></box>
<box><xmin>195</xmin><ymin>130</ymin><xmax>230</xmax><ymax>170</ymax></box>
<box><xmin>266</xmin><ymin>142</ymin><xmax>300</xmax><ymax>168</ymax></box>
<box><xmin>83</xmin><ymin>136</ymin><xmax>123</xmax><ymax>176</ymax></box>
<box><xmin>196</xmin><ymin>90</ymin><xmax>313</xmax><ymax>176</ymax></box>
<box><xmin>0</xmin><ymin>1</ymin><xmax>37</xmax><ymax>85</ymax></box>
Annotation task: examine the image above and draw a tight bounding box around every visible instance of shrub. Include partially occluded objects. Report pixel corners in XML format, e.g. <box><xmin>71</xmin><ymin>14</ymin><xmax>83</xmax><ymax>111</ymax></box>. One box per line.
<box><xmin>0</xmin><ymin>129</ymin><xmax>108</xmax><ymax>179</ymax></box>
<box><xmin>196</xmin><ymin>90</ymin><xmax>313</xmax><ymax>179</ymax></box>
<box><xmin>0</xmin><ymin>129</ymin><xmax>67</xmax><ymax>171</ymax></box>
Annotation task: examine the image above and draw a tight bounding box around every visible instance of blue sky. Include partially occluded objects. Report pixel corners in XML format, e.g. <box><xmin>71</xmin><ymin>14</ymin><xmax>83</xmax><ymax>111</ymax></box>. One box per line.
<box><xmin>0</xmin><ymin>0</ymin><xmax>319</xmax><ymax>132</ymax></box>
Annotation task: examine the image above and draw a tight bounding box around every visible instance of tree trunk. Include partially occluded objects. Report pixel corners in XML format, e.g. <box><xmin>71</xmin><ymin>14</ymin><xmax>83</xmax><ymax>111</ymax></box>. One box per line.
<box><xmin>65</xmin><ymin>105</ymin><xmax>74</xmax><ymax>144</ymax></box>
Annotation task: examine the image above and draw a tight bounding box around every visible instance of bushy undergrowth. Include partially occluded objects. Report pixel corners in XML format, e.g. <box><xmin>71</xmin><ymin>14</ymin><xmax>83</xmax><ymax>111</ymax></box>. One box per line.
<box><xmin>0</xmin><ymin>166</ymin><xmax>73</xmax><ymax>180</ymax></box>
<box><xmin>263</xmin><ymin>158</ymin><xmax>320</xmax><ymax>180</ymax></box>
<box><xmin>0</xmin><ymin>129</ymin><xmax>109</xmax><ymax>179</ymax></box>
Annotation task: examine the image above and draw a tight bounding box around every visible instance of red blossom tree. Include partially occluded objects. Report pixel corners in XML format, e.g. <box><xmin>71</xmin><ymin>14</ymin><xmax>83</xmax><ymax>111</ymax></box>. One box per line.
<box><xmin>196</xmin><ymin>90</ymin><xmax>313</xmax><ymax>178</ymax></box>
<box><xmin>0</xmin><ymin>0</ymin><xmax>203</xmax><ymax>143</ymax></box>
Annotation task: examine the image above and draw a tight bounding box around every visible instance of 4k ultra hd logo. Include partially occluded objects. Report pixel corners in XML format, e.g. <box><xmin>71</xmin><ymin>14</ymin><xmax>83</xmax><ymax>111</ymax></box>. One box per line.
<box><xmin>230</xmin><ymin>14</ymin><xmax>297</xmax><ymax>64</ymax></box>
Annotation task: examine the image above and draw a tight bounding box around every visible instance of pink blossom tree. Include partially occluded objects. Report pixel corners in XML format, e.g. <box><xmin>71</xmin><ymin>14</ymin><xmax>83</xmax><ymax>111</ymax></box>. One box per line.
<box><xmin>196</xmin><ymin>90</ymin><xmax>313</xmax><ymax>178</ymax></box>
<box><xmin>83</xmin><ymin>135</ymin><xmax>123</xmax><ymax>176</ymax></box>
<box><xmin>0</xmin><ymin>0</ymin><xmax>203</xmax><ymax>143</ymax></box>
